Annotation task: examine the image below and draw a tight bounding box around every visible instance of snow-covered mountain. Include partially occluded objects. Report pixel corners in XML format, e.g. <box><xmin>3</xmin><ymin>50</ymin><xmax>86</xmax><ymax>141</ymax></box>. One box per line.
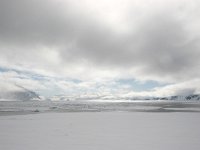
<box><xmin>1</xmin><ymin>82</ymin><xmax>200</xmax><ymax>101</ymax></box>
<box><xmin>162</xmin><ymin>95</ymin><xmax>200</xmax><ymax>101</ymax></box>
<box><xmin>0</xmin><ymin>84</ymin><xmax>40</xmax><ymax>101</ymax></box>
<box><xmin>49</xmin><ymin>94</ymin><xmax>200</xmax><ymax>101</ymax></box>
<box><xmin>116</xmin><ymin>94</ymin><xmax>200</xmax><ymax>101</ymax></box>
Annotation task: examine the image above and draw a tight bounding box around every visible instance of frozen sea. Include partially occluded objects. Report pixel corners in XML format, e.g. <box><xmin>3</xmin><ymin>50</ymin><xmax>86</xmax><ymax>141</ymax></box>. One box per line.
<box><xmin>1</xmin><ymin>100</ymin><xmax>200</xmax><ymax>115</ymax></box>
<box><xmin>0</xmin><ymin>100</ymin><xmax>200</xmax><ymax>150</ymax></box>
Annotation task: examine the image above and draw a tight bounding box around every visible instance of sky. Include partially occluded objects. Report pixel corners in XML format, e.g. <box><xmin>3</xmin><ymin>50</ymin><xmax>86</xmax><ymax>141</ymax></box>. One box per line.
<box><xmin>0</xmin><ymin>0</ymin><xmax>200</xmax><ymax>98</ymax></box>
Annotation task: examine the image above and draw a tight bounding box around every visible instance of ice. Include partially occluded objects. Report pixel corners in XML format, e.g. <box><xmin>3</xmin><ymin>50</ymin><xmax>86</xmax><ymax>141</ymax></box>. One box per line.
<box><xmin>0</xmin><ymin>112</ymin><xmax>200</xmax><ymax>150</ymax></box>
<box><xmin>1</xmin><ymin>100</ymin><xmax>200</xmax><ymax>115</ymax></box>
<box><xmin>1</xmin><ymin>100</ymin><xmax>200</xmax><ymax>150</ymax></box>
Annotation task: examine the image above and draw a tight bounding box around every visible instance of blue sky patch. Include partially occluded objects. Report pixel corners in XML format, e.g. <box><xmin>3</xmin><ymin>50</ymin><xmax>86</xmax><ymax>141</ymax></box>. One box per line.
<box><xmin>116</xmin><ymin>79</ymin><xmax>166</xmax><ymax>91</ymax></box>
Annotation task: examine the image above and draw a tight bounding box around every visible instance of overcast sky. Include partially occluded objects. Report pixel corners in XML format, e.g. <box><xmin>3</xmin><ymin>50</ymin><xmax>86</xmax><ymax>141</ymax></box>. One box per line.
<box><xmin>0</xmin><ymin>0</ymin><xmax>200</xmax><ymax>97</ymax></box>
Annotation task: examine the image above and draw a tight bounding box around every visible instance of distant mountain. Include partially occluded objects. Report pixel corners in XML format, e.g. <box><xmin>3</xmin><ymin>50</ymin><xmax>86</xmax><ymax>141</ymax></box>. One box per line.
<box><xmin>0</xmin><ymin>84</ymin><xmax>40</xmax><ymax>101</ymax></box>
<box><xmin>118</xmin><ymin>94</ymin><xmax>200</xmax><ymax>101</ymax></box>
<box><xmin>161</xmin><ymin>94</ymin><xmax>200</xmax><ymax>101</ymax></box>
<box><xmin>49</xmin><ymin>94</ymin><xmax>200</xmax><ymax>101</ymax></box>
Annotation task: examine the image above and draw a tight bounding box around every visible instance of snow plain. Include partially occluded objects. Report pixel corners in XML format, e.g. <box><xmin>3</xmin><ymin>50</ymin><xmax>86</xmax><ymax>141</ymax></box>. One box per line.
<box><xmin>0</xmin><ymin>111</ymin><xmax>200</xmax><ymax>150</ymax></box>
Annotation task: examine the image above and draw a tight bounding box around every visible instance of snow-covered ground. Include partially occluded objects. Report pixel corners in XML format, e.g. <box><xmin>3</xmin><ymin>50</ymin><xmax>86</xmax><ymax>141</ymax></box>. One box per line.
<box><xmin>0</xmin><ymin>112</ymin><xmax>200</xmax><ymax>150</ymax></box>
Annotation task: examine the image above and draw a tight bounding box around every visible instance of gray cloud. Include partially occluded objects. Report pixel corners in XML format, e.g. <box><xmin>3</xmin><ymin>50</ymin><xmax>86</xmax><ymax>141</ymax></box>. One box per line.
<box><xmin>133</xmin><ymin>14</ymin><xmax>200</xmax><ymax>80</ymax></box>
<box><xmin>0</xmin><ymin>0</ymin><xmax>78</xmax><ymax>45</ymax></box>
<box><xmin>0</xmin><ymin>0</ymin><xmax>200</xmax><ymax>88</ymax></box>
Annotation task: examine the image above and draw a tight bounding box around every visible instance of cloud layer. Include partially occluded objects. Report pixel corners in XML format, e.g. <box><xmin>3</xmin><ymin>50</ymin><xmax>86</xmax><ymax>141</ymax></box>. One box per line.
<box><xmin>0</xmin><ymin>0</ymin><xmax>200</xmax><ymax>97</ymax></box>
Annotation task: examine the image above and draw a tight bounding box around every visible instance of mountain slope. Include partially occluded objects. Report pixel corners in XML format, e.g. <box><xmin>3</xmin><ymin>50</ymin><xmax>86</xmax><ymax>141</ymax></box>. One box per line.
<box><xmin>0</xmin><ymin>83</ymin><xmax>40</xmax><ymax>101</ymax></box>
